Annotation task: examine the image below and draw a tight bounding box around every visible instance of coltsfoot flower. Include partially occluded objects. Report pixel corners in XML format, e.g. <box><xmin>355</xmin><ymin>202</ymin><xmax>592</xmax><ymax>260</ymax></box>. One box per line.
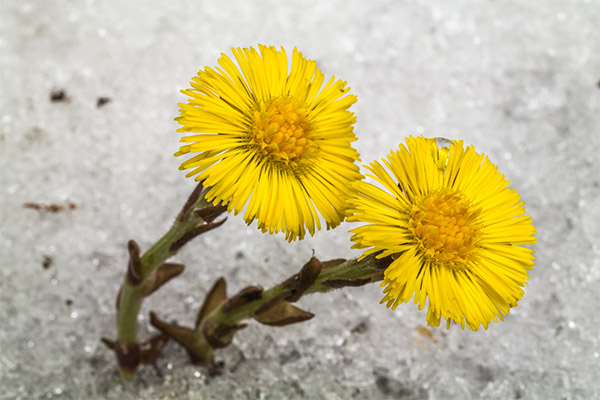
<box><xmin>348</xmin><ymin>136</ymin><xmax>536</xmax><ymax>330</ymax></box>
<box><xmin>175</xmin><ymin>45</ymin><xmax>362</xmax><ymax>241</ymax></box>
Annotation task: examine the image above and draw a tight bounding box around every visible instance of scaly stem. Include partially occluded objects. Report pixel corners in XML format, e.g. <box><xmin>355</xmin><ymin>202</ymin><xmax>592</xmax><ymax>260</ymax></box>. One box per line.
<box><xmin>212</xmin><ymin>255</ymin><xmax>385</xmax><ymax>328</ymax></box>
<box><xmin>111</xmin><ymin>183</ymin><xmax>227</xmax><ymax>379</ymax></box>
<box><xmin>117</xmin><ymin>210</ymin><xmax>207</xmax><ymax>333</ymax></box>
<box><xmin>151</xmin><ymin>254</ymin><xmax>391</xmax><ymax>366</ymax></box>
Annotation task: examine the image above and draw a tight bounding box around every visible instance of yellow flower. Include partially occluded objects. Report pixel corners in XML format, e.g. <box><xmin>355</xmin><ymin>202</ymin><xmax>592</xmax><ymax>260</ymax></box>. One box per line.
<box><xmin>348</xmin><ymin>136</ymin><xmax>536</xmax><ymax>330</ymax></box>
<box><xmin>175</xmin><ymin>45</ymin><xmax>362</xmax><ymax>241</ymax></box>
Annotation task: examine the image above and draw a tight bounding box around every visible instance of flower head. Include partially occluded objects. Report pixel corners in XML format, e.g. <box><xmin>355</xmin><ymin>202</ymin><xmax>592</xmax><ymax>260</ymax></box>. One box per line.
<box><xmin>348</xmin><ymin>136</ymin><xmax>536</xmax><ymax>330</ymax></box>
<box><xmin>175</xmin><ymin>45</ymin><xmax>362</xmax><ymax>241</ymax></box>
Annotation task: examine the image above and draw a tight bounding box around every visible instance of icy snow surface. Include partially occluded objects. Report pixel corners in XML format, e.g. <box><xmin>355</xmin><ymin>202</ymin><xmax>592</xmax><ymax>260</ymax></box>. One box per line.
<box><xmin>1</xmin><ymin>1</ymin><xmax>599</xmax><ymax>399</ymax></box>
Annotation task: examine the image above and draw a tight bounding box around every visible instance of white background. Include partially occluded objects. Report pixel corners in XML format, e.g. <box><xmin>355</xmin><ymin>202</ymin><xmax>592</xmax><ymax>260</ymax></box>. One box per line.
<box><xmin>1</xmin><ymin>1</ymin><xmax>599</xmax><ymax>399</ymax></box>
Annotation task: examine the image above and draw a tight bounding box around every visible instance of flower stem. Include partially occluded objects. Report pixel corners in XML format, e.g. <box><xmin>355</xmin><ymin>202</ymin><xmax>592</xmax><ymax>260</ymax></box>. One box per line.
<box><xmin>213</xmin><ymin>255</ymin><xmax>385</xmax><ymax>328</ymax></box>
<box><xmin>151</xmin><ymin>254</ymin><xmax>391</xmax><ymax>366</ymax></box>
<box><xmin>109</xmin><ymin>183</ymin><xmax>227</xmax><ymax>379</ymax></box>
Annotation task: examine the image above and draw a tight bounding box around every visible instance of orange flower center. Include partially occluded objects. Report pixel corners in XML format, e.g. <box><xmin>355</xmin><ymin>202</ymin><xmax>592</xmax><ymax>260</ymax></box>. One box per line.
<box><xmin>409</xmin><ymin>189</ymin><xmax>481</xmax><ymax>269</ymax></box>
<box><xmin>251</xmin><ymin>97</ymin><xmax>315</xmax><ymax>165</ymax></box>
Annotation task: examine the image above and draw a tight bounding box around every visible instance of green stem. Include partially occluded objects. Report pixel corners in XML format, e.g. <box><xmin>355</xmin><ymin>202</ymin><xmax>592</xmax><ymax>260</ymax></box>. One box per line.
<box><xmin>149</xmin><ymin>251</ymin><xmax>392</xmax><ymax>367</ymax></box>
<box><xmin>116</xmin><ymin>285</ymin><xmax>144</xmax><ymax>344</ymax></box>
<box><xmin>206</xmin><ymin>255</ymin><xmax>386</xmax><ymax>341</ymax></box>
<box><xmin>114</xmin><ymin>184</ymin><xmax>225</xmax><ymax>379</ymax></box>
<box><xmin>307</xmin><ymin>256</ymin><xmax>384</xmax><ymax>294</ymax></box>
<box><xmin>117</xmin><ymin>209</ymin><xmax>209</xmax><ymax>337</ymax></box>
<box><xmin>138</xmin><ymin>200</ymin><xmax>208</xmax><ymax>275</ymax></box>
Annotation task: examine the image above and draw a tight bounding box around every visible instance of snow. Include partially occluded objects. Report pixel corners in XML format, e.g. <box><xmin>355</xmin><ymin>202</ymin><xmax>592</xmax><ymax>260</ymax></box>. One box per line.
<box><xmin>1</xmin><ymin>0</ymin><xmax>599</xmax><ymax>399</ymax></box>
